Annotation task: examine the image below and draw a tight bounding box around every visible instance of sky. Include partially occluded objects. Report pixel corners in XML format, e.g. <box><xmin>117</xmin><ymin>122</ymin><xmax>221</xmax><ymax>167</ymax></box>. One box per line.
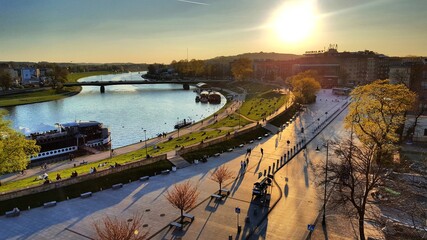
<box><xmin>0</xmin><ymin>0</ymin><xmax>426</xmax><ymax>64</ymax></box>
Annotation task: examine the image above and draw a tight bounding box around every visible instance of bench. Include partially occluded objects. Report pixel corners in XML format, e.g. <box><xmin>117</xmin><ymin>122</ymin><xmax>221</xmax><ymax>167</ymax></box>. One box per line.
<box><xmin>169</xmin><ymin>221</ymin><xmax>182</xmax><ymax>229</ymax></box>
<box><xmin>211</xmin><ymin>194</ymin><xmax>223</xmax><ymax>200</ymax></box>
<box><xmin>161</xmin><ymin>170</ymin><xmax>170</xmax><ymax>175</ymax></box>
<box><xmin>43</xmin><ymin>201</ymin><xmax>57</xmax><ymax>208</ymax></box>
<box><xmin>139</xmin><ymin>176</ymin><xmax>150</xmax><ymax>181</ymax></box>
<box><xmin>214</xmin><ymin>153</ymin><xmax>220</xmax><ymax>157</ymax></box>
<box><xmin>5</xmin><ymin>209</ymin><xmax>20</xmax><ymax>217</ymax></box>
<box><xmin>220</xmin><ymin>188</ymin><xmax>230</xmax><ymax>196</ymax></box>
<box><xmin>112</xmin><ymin>183</ymin><xmax>123</xmax><ymax>190</ymax></box>
<box><xmin>183</xmin><ymin>213</ymin><xmax>195</xmax><ymax>222</ymax></box>
<box><xmin>80</xmin><ymin>192</ymin><xmax>92</xmax><ymax>198</ymax></box>
<box><xmin>79</xmin><ymin>161</ymin><xmax>88</xmax><ymax>166</ymax></box>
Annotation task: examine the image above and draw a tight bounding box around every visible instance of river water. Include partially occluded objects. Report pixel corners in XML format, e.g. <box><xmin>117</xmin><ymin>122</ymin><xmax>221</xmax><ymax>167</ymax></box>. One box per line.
<box><xmin>3</xmin><ymin>72</ymin><xmax>226</xmax><ymax>148</ymax></box>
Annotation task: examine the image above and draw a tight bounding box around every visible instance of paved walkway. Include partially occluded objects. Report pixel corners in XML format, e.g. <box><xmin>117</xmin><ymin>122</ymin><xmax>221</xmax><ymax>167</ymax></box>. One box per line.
<box><xmin>0</xmin><ymin>90</ymin><xmax>247</xmax><ymax>184</ymax></box>
<box><xmin>0</xmin><ymin>89</ymin><xmax>351</xmax><ymax>240</ymax></box>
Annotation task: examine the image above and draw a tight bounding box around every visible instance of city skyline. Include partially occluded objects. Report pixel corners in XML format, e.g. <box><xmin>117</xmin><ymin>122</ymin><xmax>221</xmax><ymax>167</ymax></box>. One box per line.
<box><xmin>1</xmin><ymin>0</ymin><xmax>426</xmax><ymax>64</ymax></box>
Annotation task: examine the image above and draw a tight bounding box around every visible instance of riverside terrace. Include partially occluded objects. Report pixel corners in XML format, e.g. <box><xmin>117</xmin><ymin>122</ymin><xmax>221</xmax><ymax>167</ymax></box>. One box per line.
<box><xmin>63</xmin><ymin>80</ymin><xmax>229</xmax><ymax>93</ymax></box>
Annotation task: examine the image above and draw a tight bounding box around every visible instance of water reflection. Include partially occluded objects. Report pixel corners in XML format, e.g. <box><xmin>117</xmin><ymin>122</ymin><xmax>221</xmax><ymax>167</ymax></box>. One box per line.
<box><xmin>3</xmin><ymin>72</ymin><xmax>225</xmax><ymax>148</ymax></box>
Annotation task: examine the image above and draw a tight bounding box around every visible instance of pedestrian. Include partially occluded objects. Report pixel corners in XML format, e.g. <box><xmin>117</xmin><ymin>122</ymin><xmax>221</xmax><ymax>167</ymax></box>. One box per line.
<box><xmin>56</xmin><ymin>173</ymin><xmax>61</xmax><ymax>181</ymax></box>
<box><xmin>243</xmin><ymin>161</ymin><xmax>247</xmax><ymax>169</ymax></box>
<box><xmin>246</xmin><ymin>157</ymin><xmax>249</xmax><ymax>165</ymax></box>
<box><xmin>261</xmin><ymin>148</ymin><xmax>264</xmax><ymax>156</ymax></box>
<box><xmin>240</xmin><ymin>161</ymin><xmax>244</xmax><ymax>168</ymax></box>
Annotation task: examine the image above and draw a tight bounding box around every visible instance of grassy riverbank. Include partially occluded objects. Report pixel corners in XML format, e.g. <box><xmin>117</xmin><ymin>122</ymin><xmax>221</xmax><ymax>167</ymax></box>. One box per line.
<box><xmin>0</xmin><ymin>71</ymin><xmax>112</xmax><ymax>107</ymax></box>
<box><xmin>0</xmin><ymin>81</ymin><xmax>290</xmax><ymax>193</ymax></box>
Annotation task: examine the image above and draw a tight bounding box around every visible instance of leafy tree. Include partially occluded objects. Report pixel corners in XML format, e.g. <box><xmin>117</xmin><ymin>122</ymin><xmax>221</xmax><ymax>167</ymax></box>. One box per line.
<box><xmin>345</xmin><ymin>80</ymin><xmax>416</xmax><ymax>154</ymax></box>
<box><xmin>210</xmin><ymin>165</ymin><xmax>233</xmax><ymax>193</ymax></box>
<box><xmin>49</xmin><ymin>65</ymin><xmax>69</xmax><ymax>88</ymax></box>
<box><xmin>327</xmin><ymin>80</ymin><xmax>416</xmax><ymax>239</ymax></box>
<box><xmin>165</xmin><ymin>181</ymin><xmax>199</xmax><ymax>224</ymax></box>
<box><xmin>0</xmin><ymin>72</ymin><xmax>12</xmax><ymax>91</ymax></box>
<box><xmin>287</xmin><ymin>71</ymin><xmax>321</xmax><ymax>104</ymax></box>
<box><xmin>231</xmin><ymin>58</ymin><xmax>253</xmax><ymax>80</ymax></box>
<box><xmin>93</xmin><ymin>213</ymin><xmax>148</xmax><ymax>240</ymax></box>
<box><xmin>0</xmin><ymin>110</ymin><xmax>40</xmax><ymax>174</ymax></box>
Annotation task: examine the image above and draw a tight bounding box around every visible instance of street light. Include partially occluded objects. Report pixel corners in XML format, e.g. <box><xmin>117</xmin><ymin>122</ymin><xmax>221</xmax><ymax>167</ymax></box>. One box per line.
<box><xmin>144</xmin><ymin>129</ymin><xmax>148</xmax><ymax>157</ymax></box>
<box><xmin>316</xmin><ymin>142</ymin><xmax>329</xmax><ymax>226</ymax></box>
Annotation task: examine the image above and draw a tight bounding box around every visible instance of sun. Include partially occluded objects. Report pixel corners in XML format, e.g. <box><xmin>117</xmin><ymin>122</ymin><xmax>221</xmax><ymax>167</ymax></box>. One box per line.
<box><xmin>271</xmin><ymin>0</ymin><xmax>317</xmax><ymax>43</ymax></box>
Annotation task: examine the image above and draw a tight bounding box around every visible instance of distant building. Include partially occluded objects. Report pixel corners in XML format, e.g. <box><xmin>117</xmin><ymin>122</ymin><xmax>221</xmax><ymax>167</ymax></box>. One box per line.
<box><xmin>20</xmin><ymin>68</ymin><xmax>40</xmax><ymax>85</ymax></box>
<box><xmin>391</xmin><ymin>57</ymin><xmax>427</xmax><ymax>143</ymax></box>
<box><xmin>253</xmin><ymin>46</ymin><xmax>390</xmax><ymax>88</ymax></box>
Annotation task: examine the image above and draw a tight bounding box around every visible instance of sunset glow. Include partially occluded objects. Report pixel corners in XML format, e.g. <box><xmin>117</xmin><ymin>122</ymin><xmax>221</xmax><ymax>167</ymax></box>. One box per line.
<box><xmin>271</xmin><ymin>0</ymin><xmax>317</xmax><ymax>43</ymax></box>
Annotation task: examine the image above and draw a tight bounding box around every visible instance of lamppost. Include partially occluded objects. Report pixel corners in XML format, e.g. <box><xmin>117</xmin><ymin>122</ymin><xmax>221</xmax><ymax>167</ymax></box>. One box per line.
<box><xmin>316</xmin><ymin>141</ymin><xmax>329</xmax><ymax>226</ymax></box>
<box><xmin>144</xmin><ymin>129</ymin><xmax>148</xmax><ymax>157</ymax></box>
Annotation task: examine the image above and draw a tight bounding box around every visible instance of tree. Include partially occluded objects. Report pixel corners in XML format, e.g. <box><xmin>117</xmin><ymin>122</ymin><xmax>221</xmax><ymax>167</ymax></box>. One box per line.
<box><xmin>51</xmin><ymin>65</ymin><xmax>69</xmax><ymax>88</ymax></box>
<box><xmin>287</xmin><ymin>71</ymin><xmax>321</xmax><ymax>104</ymax></box>
<box><xmin>93</xmin><ymin>213</ymin><xmax>148</xmax><ymax>240</ymax></box>
<box><xmin>210</xmin><ymin>165</ymin><xmax>233</xmax><ymax>193</ymax></box>
<box><xmin>0</xmin><ymin>110</ymin><xmax>40</xmax><ymax>174</ymax></box>
<box><xmin>323</xmin><ymin>134</ymin><xmax>385</xmax><ymax>240</ymax></box>
<box><xmin>231</xmin><ymin>58</ymin><xmax>253</xmax><ymax>80</ymax></box>
<box><xmin>165</xmin><ymin>181</ymin><xmax>199</xmax><ymax>224</ymax></box>
<box><xmin>327</xmin><ymin>80</ymin><xmax>416</xmax><ymax>240</ymax></box>
<box><xmin>405</xmin><ymin>97</ymin><xmax>426</xmax><ymax>141</ymax></box>
<box><xmin>0</xmin><ymin>72</ymin><xmax>12</xmax><ymax>91</ymax></box>
<box><xmin>345</xmin><ymin>80</ymin><xmax>416</xmax><ymax>155</ymax></box>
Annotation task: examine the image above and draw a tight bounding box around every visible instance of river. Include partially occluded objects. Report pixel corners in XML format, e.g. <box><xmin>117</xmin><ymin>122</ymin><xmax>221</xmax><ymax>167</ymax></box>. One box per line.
<box><xmin>3</xmin><ymin>72</ymin><xmax>226</xmax><ymax>148</ymax></box>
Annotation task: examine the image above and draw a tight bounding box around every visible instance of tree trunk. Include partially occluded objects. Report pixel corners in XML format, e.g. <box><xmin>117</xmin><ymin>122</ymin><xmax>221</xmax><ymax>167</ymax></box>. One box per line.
<box><xmin>358</xmin><ymin>212</ymin><xmax>365</xmax><ymax>240</ymax></box>
<box><xmin>180</xmin><ymin>209</ymin><xmax>183</xmax><ymax>224</ymax></box>
<box><xmin>219</xmin><ymin>182</ymin><xmax>222</xmax><ymax>194</ymax></box>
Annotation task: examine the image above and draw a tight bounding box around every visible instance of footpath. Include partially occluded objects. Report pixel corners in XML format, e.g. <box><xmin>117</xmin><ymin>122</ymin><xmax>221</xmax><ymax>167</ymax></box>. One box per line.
<box><xmin>0</xmin><ymin>89</ymin><xmax>352</xmax><ymax>240</ymax></box>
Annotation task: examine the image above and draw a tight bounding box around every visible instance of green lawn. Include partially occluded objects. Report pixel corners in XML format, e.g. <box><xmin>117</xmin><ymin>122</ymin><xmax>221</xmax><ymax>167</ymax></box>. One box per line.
<box><xmin>67</xmin><ymin>71</ymin><xmax>112</xmax><ymax>82</ymax></box>
<box><xmin>240</xmin><ymin>92</ymin><xmax>287</xmax><ymax>121</ymax></box>
<box><xmin>0</xmin><ymin>80</ymin><xmax>289</xmax><ymax>193</ymax></box>
<box><xmin>0</xmin><ymin>71</ymin><xmax>112</xmax><ymax>107</ymax></box>
<box><xmin>202</xmin><ymin>113</ymin><xmax>251</xmax><ymax>129</ymax></box>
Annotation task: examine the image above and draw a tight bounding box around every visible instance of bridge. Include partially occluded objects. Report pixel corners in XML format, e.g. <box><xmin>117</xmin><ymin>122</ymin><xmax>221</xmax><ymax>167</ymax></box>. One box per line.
<box><xmin>63</xmin><ymin>80</ymin><xmax>229</xmax><ymax>93</ymax></box>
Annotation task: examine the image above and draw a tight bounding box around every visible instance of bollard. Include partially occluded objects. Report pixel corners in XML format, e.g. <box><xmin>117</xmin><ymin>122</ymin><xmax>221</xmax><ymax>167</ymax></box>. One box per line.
<box><xmin>276</xmin><ymin>159</ymin><xmax>279</xmax><ymax>168</ymax></box>
<box><xmin>272</xmin><ymin>163</ymin><xmax>275</xmax><ymax>172</ymax></box>
<box><xmin>268</xmin><ymin>166</ymin><xmax>271</xmax><ymax>174</ymax></box>
<box><xmin>264</xmin><ymin>169</ymin><xmax>267</xmax><ymax>176</ymax></box>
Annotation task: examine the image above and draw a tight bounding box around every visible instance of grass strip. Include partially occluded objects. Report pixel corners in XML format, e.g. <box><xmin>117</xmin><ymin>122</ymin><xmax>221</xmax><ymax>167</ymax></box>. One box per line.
<box><xmin>181</xmin><ymin>127</ymin><xmax>270</xmax><ymax>162</ymax></box>
<box><xmin>0</xmin><ymin>159</ymin><xmax>172</xmax><ymax>214</ymax></box>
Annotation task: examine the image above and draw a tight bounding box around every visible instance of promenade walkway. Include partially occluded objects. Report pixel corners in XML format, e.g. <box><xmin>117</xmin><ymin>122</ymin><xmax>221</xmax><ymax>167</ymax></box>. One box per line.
<box><xmin>0</xmin><ymin>89</ymin><xmax>246</xmax><ymax>184</ymax></box>
<box><xmin>0</xmin><ymin>89</ymin><xmax>350</xmax><ymax>240</ymax></box>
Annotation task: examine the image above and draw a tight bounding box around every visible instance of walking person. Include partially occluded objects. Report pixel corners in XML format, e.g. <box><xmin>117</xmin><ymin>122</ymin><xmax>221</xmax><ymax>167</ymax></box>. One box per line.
<box><xmin>261</xmin><ymin>148</ymin><xmax>264</xmax><ymax>156</ymax></box>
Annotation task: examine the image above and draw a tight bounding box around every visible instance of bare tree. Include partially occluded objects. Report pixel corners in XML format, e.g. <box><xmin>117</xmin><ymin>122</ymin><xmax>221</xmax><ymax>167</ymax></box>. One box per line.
<box><xmin>210</xmin><ymin>165</ymin><xmax>234</xmax><ymax>193</ymax></box>
<box><xmin>93</xmin><ymin>213</ymin><xmax>148</xmax><ymax>240</ymax></box>
<box><xmin>323</xmin><ymin>134</ymin><xmax>387</xmax><ymax>240</ymax></box>
<box><xmin>165</xmin><ymin>181</ymin><xmax>199</xmax><ymax>224</ymax></box>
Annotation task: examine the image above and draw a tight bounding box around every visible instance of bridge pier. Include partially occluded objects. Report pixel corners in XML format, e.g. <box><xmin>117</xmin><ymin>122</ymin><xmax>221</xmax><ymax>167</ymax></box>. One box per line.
<box><xmin>100</xmin><ymin>85</ymin><xmax>105</xmax><ymax>93</ymax></box>
<box><xmin>183</xmin><ymin>83</ymin><xmax>190</xmax><ymax>90</ymax></box>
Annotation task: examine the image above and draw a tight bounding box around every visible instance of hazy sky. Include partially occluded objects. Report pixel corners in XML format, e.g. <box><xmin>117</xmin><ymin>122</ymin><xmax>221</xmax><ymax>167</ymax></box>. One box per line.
<box><xmin>1</xmin><ymin>0</ymin><xmax>426</xmax><ymax>63</ymax></box>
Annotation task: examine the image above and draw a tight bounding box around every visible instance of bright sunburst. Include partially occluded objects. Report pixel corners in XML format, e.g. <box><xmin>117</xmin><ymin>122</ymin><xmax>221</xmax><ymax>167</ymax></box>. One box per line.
<box><xmin>271</xmin><ymin>0</ymin><xmax>317</xmax><ymax>43</ymax></box>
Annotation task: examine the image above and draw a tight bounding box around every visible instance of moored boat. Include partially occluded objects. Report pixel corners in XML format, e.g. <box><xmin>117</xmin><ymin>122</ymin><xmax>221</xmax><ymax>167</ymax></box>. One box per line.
<box><xmin>28</xmin><ymin>121</ymin><xmax>110</xmax><ymax>162</ymax></box>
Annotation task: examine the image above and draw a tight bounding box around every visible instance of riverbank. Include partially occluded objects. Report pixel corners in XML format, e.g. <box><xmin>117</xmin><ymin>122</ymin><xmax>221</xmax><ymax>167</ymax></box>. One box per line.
<box><xmin>0</xmin><ymin>71</ymin><xmax>112</xmax><ymax>107</ymax></box>
<box><xmin>0</xmin><ymin>81</ymin><xmax>290</xmax><ymax>193</ymax></box>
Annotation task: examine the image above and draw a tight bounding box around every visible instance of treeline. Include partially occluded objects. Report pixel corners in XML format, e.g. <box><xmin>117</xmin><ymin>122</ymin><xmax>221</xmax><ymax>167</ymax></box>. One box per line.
<box><xmin>145</xmin><ymin>58</ymin><xmax>255</xmax><ymax>81</ymax></box>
